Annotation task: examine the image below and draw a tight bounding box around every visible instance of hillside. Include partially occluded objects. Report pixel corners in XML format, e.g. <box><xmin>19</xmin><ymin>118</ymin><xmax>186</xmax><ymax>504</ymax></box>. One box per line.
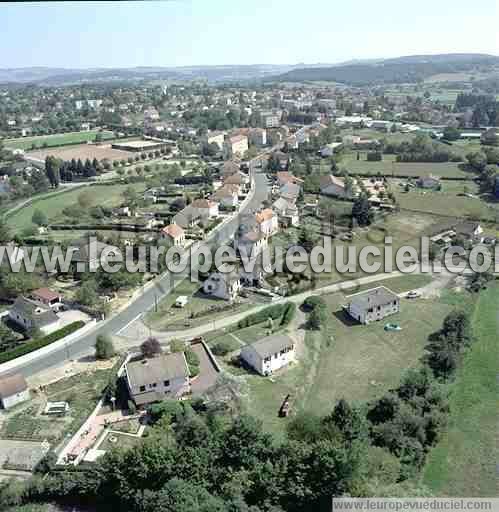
<box><xmin>275</xmin><ymin>53</ymin><xmax>499</xmax><ymax>85</ymax></box>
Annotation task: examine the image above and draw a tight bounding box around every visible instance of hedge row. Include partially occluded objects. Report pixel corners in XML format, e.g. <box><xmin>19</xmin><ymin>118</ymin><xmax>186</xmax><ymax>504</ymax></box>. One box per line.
<box><xmin>237</xmin><ymin>302</ymin><xmax>296</xmax><ymax>330</ymax></box>
<box><xmin>0</xmin><ymin>321</ymin><xmax>85</xmax><ymax>365</ymax></box>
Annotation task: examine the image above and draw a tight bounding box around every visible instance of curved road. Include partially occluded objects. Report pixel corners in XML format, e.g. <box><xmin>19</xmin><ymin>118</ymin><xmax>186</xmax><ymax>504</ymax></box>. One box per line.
<box><xmin>4</xmin><ymin>164</ymin><xmax>270</xmax><ymax>379</ymax></box>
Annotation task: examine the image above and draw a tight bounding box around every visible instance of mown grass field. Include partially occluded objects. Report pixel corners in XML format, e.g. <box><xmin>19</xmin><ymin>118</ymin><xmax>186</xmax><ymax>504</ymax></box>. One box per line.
<box><xmin>235</xmin><ymin>275</ymin><xmax>455</xmax><ymax>437</ymax></box>
<box><xmin>339</xmin><ymin>153</ymin><xmax>471</xmax><ymax>178</ymax></box>
<box><xmin>4</xmin><ymin>130</ymin><xmax>115</xmax><ymax>151</ymax></box>
<box><xmin>6</xmin><ymin>182</ymin><xmax>146</xmax><ymax>233</ymax></box>
<box><xmin>390</xmin><ymin>179</ymin><xmax>499</xmax><ymax>220</ymax></box>
<box><xmin>422</xmin><ymin>283</ymin><xmax>499</xmax><ymax>496</ymax></box>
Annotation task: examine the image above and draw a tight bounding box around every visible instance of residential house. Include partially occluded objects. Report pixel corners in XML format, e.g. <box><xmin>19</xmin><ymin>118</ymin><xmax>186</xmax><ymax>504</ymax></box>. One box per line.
<box><xmin>261</xmin><ymin>112</ymin><xmax>281</xmax><ymax>128</ymax></box>
<box><xmin>211</xmin><ymin>185</ymin><xmax>239</xmax><ymax>208</ymax></box>
<box><xmin>235</xmin><ymin>229</ymin><xmax>268</xmax><ymax>257</ymax></box>
<box><xmin>319</xmin><ymin>175</ymin><xmax>352</xmax><ymax>198</ymax></box>
<box><xmin>161</xmin><ymin>223</ymin><xmax>186</xmax><ymax>246</ymax></box>
<box><xmin>272</xmin><ymin>197</ymin><xmax>300</xmax><ymax>227</ymax></box>
<box><xmin>143</xmin><ymin>107</ymin><xmax>160</xmax><ymax>121</ymax></box>
<box><xmin>224</xmin><ymin>134</ymin><xmax>249</xmax><ymax>159</ymax></box>
<box><xmin>417</xmin><ymin>175</ymin><xmax>441</xmax><ymax>189</ymax></box>
<box><xmin>191</xmin><ymin>198</ymin><xmax>219</xmax><ymax>218</ymax></box>
<box><xmin>126</xmin><ymin>353</ymin><xmax>191</xmax><ymax>407</ymax></box>
<box><xmin>255</xmin><ymin>208</ymin><xmax>279</xmax><ymax>236</ymax></box>
<box><xmin>221</xmin><ymin>160</ymin><xmax>240</xmax><ymax>178</ymax></box>
<box><xmin>69</xmin><ymin>238</ymin><xmax>119</xmax><ymax>272</ymax></box>
<box><xmin>453</xmin><ymin>221</ymin><xmax>484</xmax><ymax>244</ymax></box>
<box><xmin>346</xmin><ymin>286</ymin><xmax>400</xmax><ymax>325</ymax></box>
<box><xmin>203</xmin><ymin>272</ymin><xmax>242</xmax><ymax>301</ymax></box>
<box><xmin>319</xmin><ymin>142</ymin><xmax>343</xmax><ymax>157</ymax></box>
<box><xmin>205</xmin><ymin>131</ymin><xmax>225</xmax><ymax>150</ymax></box>
<box><xmin>276</xmin><ymin>171</ymin><xmax>303</xmax><ymax>187</ymax></box>
<box><xmin>31</xmin><ymin>288</ymin><xmax>62</xmax><ymax>311</ymax></box>
<box><xmin>9</xmin><ymin>297</ymin><xmax>61</xmax><ymax>334</ymax></box>
<box><xmin>280</xmin><ymin>182</ymin><xmax>301</xmax><ymax>203</ymax></box>
<box><xmin>240</xmin><ymin>334</ymin><xmax>295</xmax><ymax>375</ymax></box>
<box><xmin>224</xmin><ymin>171</ymin><xmax>250</xmax><ymax>192</ymax></box>
<box><xmin>249</xmin><ymin>128</ymin><xmax>267</xmax><ymax>146</ymax></box>
<box><xmin>0</xmin><ymin>374</ymin><xmax>30</xmax><ymax>410</ymax></box>
<box><xmin>173</xmin><ymin>207</ymin><xmax>200</xmax><ymax>229</ymax></box>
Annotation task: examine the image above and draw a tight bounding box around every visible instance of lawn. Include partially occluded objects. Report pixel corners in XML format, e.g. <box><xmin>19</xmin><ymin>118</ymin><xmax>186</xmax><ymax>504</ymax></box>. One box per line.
<box><xmin>422</xmin><ymin>283</ymin><xmax>499</xmax><ymax>496</ymax></box>
<box><xmin>235</xmin><ymin>276</ymin><xmax>458</xmax><ymax>437</ymax></box>
<box><xmin>6</xmin><ymin>182</ymin><xmax>146</xmax><ymax>233</ymax></box>
<box><xmin>99</xmin><ymin>431</ymin><xmax>142</xmax><ymax>451</ymax></box>
<box><xmin>390</xmin><ymin>179</ymin><xmax>499</xmax><ymax>221</ymax></box>
<box><xmin>4</xmin><ymin>130</ymin><xmax>115</xmax><ymax>151</ymax></box>
<box><xmin>1</xmin><ymin>366</ymin><xmax>113</xmax><ymax>445</ymax></box>
<box><xmin>339</xmin><ymin>153</ymin><xmax>470</xmax><ymax>179</ymax></box>
<box><xmin>143</xmin><ymin>279</ymin><xmax>253</xmax><ymax>332</ymax></box>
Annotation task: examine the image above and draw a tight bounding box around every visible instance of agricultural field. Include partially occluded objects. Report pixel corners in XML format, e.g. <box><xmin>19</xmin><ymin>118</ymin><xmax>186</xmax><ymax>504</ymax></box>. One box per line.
<box><xmin>6</xmin><ymin>182</ymin><xmax>146</xmax><ymax>233</ymax></box>
<box><xmin>235</xmin><ymin>275</ymin><xmax>457</xmax><ymax>437</ymax></box>
<box><xmin>26</xmin><ymin>142</ymin><xmax>135</xmax><ymax>164</ymax></box>
<box><xmin>339</xmin><ymin>152</ymin><xmax>471</xmax><ymax>178</ymax></box>
<box><xmin>390</xmin><ymin>178</ymin><xmax>499</xmax><ymax>220</ymax></box>
<box><xmin>422</xmin><ymin>283</ymin><xmax>499</xmax><ymax>497</ymax></box>
<box><xmin>4</xmin><ymin>130</ymin><xmax>115</xmax><ymax>151</ymax></box>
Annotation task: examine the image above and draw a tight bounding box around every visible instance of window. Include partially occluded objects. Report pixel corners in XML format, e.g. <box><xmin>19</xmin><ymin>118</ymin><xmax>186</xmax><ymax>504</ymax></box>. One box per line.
<box><xmin>149</xmin><ymin>382</ymin><xmax>157</xmax><ymax>389</ymax></box>
<box><xmin>164</xmin><ymin>380</ymin><xmax>170</xmax><ymax>387</ymax></box>
<box><xmin>139</xmin><ymin>385</ymin><xmax>146</xmax><ymax>392</ymax></box>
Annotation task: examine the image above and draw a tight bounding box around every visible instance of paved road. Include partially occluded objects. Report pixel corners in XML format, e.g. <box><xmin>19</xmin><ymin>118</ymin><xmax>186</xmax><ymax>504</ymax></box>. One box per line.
<box><xmin>6</xmin><ymin>163</ymin><xmax>270</xmax><ymax>379</ymax></box>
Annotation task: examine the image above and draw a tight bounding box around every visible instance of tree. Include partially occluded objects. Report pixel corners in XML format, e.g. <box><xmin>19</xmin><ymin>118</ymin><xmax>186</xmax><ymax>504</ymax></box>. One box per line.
<box><xmin>442</xmin><ymin>126</ymin><xmax>461</xmax><ymax>141</ymax></box>
<box><xmin>31</xmin><ymin>209</ymin><xmax>48</xmax><ymax>227</ymax></box>
<box><xmin>141</xmin><ymin>336</ymin><xmax>162</xmax><ymax>358</ymax></box>
<box><xmin>352</xmin><ymin>194</ymin><xmax>372</xmax><ymax>226</ymax></box>
<box><xmin>95</xmin><ymin>334</ymin><xmax>115</xmax><ymax>360</ymax></box>
<box><xmin>0</xmin><ymin>218</ymin><xmax>11</xmax><ymax>244</ymax></box>
<box><xmin>77</xmin><ymin>190</ymin><xmax>94</xmax><ymax>208</ymax></box>
<box><xmin>75</xmin><ymin>279</ymin><xmax>99</xmax><ymax>306</ymax></box>
<box><xmin>307</xmin><ymin>308</ymin><xmax>323</xmax><ymax>330</ymax></box>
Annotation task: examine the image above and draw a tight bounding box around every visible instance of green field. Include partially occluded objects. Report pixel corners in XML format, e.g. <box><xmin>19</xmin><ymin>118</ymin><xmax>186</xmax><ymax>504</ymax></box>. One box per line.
<box><xmin>339</xmin><ymin>153</ymin><xmax>471</xmax><ymax>178</ymax></box>
<box><xmin>391</xmin><ymin>179</ymin><xmax>499</xmax><ymax>221</ymax></box>
<box><xmin>144</xmin><ymin>279</ymin><xmax>253</xmax><ymax>332</ymax></box>
<box><xmin>3</xmin><ymin>130</ymin><xmax>115</xmax><ymax>151</ymax></box>
<box><xmin>422</xmin><ymin>283</ymin><xmax>499</xmax><ymax>496</ymax></box>
<box><xmin>237</xmin><ymin>275</ymin><xmax>453</xmax><ymax>436</ymax></box>
<box><xmin>6</xmin><ymin>182</ymin><xmax>146</xmax><ymax>233</ymax></box>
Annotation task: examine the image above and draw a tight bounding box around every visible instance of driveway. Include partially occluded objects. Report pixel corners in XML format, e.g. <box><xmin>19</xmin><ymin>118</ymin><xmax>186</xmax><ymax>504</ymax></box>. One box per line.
<box><xmin>190</xmin><ymin>343</ymin><xmax>220</xmax><ymax>395</ymax></box>
<box><xmin>58</xmin><ymin>309</ymin><xmax>92</xmax><ymax>328</ymax></box>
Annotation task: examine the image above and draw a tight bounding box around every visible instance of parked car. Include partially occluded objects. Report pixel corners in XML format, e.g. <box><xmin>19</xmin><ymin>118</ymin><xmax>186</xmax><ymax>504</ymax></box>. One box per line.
<box><xmin>384</xmin><ymin>323</ymin><xmax>402</xmax><ymax>331</ymax></box>
<box><xmin>406</xmin><ymin>290</ymin><xmax>421</xmax><ymax>299</ymax></box>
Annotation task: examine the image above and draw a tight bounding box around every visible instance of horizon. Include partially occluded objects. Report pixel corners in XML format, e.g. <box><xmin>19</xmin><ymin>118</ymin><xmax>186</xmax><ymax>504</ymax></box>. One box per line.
<box><xmin>2</xmin><ymin>0</ymin><xmax>499</xmax><ymax>69</ymax></box>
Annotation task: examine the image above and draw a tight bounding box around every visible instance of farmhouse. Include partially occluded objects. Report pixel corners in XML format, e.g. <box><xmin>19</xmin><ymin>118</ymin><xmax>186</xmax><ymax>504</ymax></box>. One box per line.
<box><xmin>8</xmin><ymin>296</ymin><xmax>61</xmax><ymax>334</ymax></box>
<box><xmin>126</xmin><ymin>353</ymin><xmax>191</xmax><ymax>406</ymax></box>
<box><xmin>346</xmin><ymin>286</ymin><xmax>400</xmax><ymax>325</ymax></box>
<box><xmin>0</xmin><ymin>373</ymin><xmax>30</xmax><ymax>410</ymax></box>
<box><xmin>240</xmin><ymin>333</ymin><xmax>295</xmax><ymax>376</ymax></box>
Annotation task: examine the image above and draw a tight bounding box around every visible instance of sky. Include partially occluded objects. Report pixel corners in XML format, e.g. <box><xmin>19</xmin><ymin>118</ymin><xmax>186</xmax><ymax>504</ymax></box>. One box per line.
<box><xmin>1</xmin><ymin>0</ymin><xmax>499</xmax><ymax>69</ymax></box>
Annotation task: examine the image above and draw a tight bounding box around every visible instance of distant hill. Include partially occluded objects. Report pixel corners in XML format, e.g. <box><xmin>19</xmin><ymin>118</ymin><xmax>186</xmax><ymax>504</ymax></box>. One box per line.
<box><xmin>275</xmin><ymin>54</ymin><xmax>499</xmax><ymax>85</ymax></box>
<box><xmin>0</xmin><ymin>64</ymin><xmax>300</xmax><ymax>85</ymax></box>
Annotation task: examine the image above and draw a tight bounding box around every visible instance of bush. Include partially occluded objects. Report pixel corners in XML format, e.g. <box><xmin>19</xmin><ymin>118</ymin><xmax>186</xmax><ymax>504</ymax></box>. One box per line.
<box><xmin>127</xmin><ymin>400</ymin><xmax>137</xmax><ymax>414</ymax></box>
<box><xmin>237</xmin><ymin>302</ymin><xmax>295</xmax><ymax>329</ymax></box>
<box><xmin>95</xmin><ymin>334</ymin><xmax>115</xmax><ymax>360</ymax></box>
<box><xmin>148</xmin><ymin>400</ymin><xmax>184</xmax><ymax>424</ymax></box>
<box><xmin>303</xmin><ymin>295</ymin><xmax>326</xmax><ymax>311</ymax></box>
<box><xmin>185</xmin><ymin>348</ymin><xmax>200</xmax><ymax>377</ymax></box>
<box><xmin>0</xmin><ymin>321</ymin><xmax>85</xmax><ymax>364</ymax></box>
<box><xmin>211</xmin><ymin>339</ymin><xmax>237</xmax><ymax>356</ymax></box>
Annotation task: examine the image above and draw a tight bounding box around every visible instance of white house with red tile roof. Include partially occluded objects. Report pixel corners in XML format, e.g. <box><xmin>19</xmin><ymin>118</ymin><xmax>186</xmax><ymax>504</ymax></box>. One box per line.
<box><xmin>161</xmin><ymin>223</ymin><xmax>186</xmax><ymax>246</ymax></box>
<box><xmin>255</xmin><ymin>208</ymin><xmax>279</xmax><ymax>236</ymax></box>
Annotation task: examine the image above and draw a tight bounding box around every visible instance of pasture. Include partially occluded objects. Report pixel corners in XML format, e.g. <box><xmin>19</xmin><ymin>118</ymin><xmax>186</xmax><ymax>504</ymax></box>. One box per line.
<box><xmin>4</xmin><ymin>130</ymin><xmax>115</xmax><ymax>151</ymax></box>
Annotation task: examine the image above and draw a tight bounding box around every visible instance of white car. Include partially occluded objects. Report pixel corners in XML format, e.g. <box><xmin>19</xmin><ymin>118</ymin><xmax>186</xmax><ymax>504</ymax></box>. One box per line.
<box><xmin>406</xmin><ymin>290</ymin><xmax>421</xmax><ymax>299</ymax></box>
